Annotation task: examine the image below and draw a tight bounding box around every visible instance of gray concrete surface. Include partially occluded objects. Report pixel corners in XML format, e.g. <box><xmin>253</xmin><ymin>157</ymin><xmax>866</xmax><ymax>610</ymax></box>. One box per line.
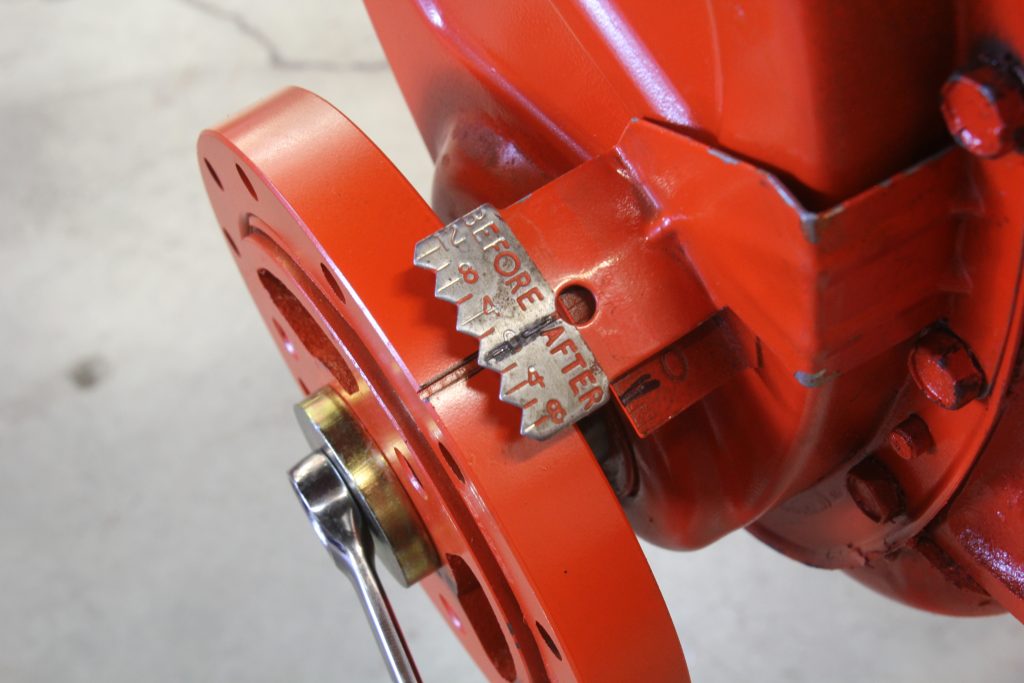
<box><xmin>0</xmin><ymin>1</ymin><xmax>1020</xmax><ymax>681</ymax></box>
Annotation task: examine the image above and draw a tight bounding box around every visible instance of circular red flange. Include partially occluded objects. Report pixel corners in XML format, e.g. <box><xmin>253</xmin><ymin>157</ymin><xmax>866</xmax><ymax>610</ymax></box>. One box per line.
<box><xmin>198</xmin><ymin>87</ymin><xmax>688</xmax><ymax>683</ymax></box>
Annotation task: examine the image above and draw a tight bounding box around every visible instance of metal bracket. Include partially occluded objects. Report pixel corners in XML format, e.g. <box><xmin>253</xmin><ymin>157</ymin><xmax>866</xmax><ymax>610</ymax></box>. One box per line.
<box><xmin>414</xmin><ymin>205</ymin><xmax>609</xmax><ymax>439</ymax></box>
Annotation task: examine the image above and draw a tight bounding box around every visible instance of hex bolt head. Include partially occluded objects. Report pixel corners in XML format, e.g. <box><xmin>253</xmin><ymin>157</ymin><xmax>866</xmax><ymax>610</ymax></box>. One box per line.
<box><xmin>941</xmin><ymin>64</ymin><xmax>1024</xmax><ymax>158</ymax></box>
<box><xmin>847</xmin><ymin>456</ymin><xmax>906</xmax><ymax>523</ymax></box>
<box><xmin>908</xmin><ymin>329</ymin><xmax>985</xmax><ymax>410</ymax></box>
<box><xmin>889</xmin><ymin>414</ymin><xmax>934</xmax><ymax>460</ymax></box>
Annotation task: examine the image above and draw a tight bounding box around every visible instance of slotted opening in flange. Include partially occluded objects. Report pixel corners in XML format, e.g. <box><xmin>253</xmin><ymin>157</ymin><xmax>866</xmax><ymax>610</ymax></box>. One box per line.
<box><xmin>221</xmin><ymin>228</ymin><xmax>240</xmax><ymax>257</ymax></box>
<box><xmin>394</xmin><ymin>447</ymin><xmax>427</xmax><ymax>500</ymax></box>
<box><xmin>437</xmin><ymin>441</ymin><xmax>465</xmax><ymax>484</ymax></box>
<box><xmin>320</xmin><ymin>263</ymin><xmax>348</xmax><ymax>304</ymax></box>
<box><xmin>446</xmin><ymin>554</ymin><xmax>517</xmax><ymax>682</ymax></box>
<box><xmin>204</xmin><ymin>158</ymin><xmax>223</xmax><ymax>190</ymax></box>
<box><xmin>236</xmin><ymin>163</ymin><xmax>258</xmax><ymax>201</ymax></box>
<box><xmin>536</xmin><ymin>621</ymin><xmax>562</xmax><ymax>661</ymax></box>
<box><xmin>258</xmin><ymin>268</ymin><xmax>358</xmax><ymax>395</ymax></box>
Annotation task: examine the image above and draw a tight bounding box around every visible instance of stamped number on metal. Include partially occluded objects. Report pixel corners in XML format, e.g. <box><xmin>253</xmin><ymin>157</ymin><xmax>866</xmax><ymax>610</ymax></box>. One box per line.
<box><xmin>413</xmin><ymin>205</ymin><xmax>609</xmax><ymax>439</ymax></box>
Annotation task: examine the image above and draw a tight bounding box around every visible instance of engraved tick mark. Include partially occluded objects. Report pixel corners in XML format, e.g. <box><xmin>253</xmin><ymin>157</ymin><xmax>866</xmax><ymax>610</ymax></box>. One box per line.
<box><xmin>455</xmin><ymin>293</ymin><xmax>474</xmax><ymax>305</ymax></box>
<box><xmin>507</xmin><ymin>379</ymin><xmax>528</xmax><ymax>394</ymax></box>
<box><xmin>418</xmin><ymin>244</ymin><xmax>442</xmax><ymax>258</ymax></box>
<box><xmin>438</xmin><ymin>278</ymin><xmax>462</xmax><ymax>292</ymax></box>
<box><xmin>464</xmin><ymin>309</ymin><xmax>487</xmax><ymax>324</ymax></box>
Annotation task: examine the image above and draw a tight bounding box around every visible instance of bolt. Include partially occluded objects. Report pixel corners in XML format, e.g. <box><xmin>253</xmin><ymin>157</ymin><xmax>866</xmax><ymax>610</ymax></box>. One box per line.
<box><xmin>908</xmin><ymin>329</ymin><xmax>985</xmax><ymax>410</ymax></box>
<box><xmin>847</xmin><ymin>456</ymin><xmax>906</xmax><ymax>523</ymax></box>
<box><xmin>941</xmin><ymin>64</ymin><xmax>1024</xmax><ymax>158</ymax></box>
<box><xmin>889</xmin><ymin>414</ymin><xmax>934</xmax><ymax>460</ymax></box>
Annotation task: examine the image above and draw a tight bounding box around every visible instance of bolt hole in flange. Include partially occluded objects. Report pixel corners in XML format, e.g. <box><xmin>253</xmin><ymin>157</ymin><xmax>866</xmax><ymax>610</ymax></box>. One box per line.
<box><xmin>204</xmin><ymin>158</ymin><xmax>223</xmax><ymax>190</ymax></box>
<box><xmin>257</xmin><ymin>268</ymin><xmax>358</xmax><ymax>394</ymax></box>
<box><xmin>445</xmin><ymin>554</ymin><xmax>516</xmax><ymax>682</ymax></box>
<box><xmin>236</xmin><ymin>163</ymin><xmax>259</xmax><ymax>201</ymax></box>
<box><xmin>394</xmin><ymin>446</ymin><xmax>428</xmax><ymax>500</ymax></box>
<box><xmin>556</xmin><ymin>284</ymin><xmax>597</xmax><ymax>326</ymax></box>
<box><xmin>222</xmin><ymin>228</ymin><xmax>240</xmax><ymax>257</ymax></box>
<box><xmin>535</xmin><ymin>621</ymin><xmax>562</xmax><ymax>661</ymax></box>
<box><xmin>436</xmin><ymin>441</ymin><xmax>465</xmax><ymax>484</ymax></box>
<box><xmin>320</xmin><ymin>263</ymin><xmax>348</xmax><ymax>305</ymax></box>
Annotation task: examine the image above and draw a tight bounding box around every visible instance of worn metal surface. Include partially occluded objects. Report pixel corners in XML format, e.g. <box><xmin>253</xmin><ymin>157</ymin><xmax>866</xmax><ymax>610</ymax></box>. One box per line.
<box><xmin>610</xmin><ymin>311</ymin><xmax>754</xmax><ymax>438</ymax></box>
<box><xmin>932</xmin><ymin>383</ymin><xmax>1024</xmax><ymax>622</ymax></box>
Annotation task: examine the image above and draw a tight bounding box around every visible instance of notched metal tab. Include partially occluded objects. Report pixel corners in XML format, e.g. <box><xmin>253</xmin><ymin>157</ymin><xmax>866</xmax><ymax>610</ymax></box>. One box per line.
<box><xmin>414</xmin><ymin>204</ymin><xmax>609</xmax><ymax>439</ymax></box>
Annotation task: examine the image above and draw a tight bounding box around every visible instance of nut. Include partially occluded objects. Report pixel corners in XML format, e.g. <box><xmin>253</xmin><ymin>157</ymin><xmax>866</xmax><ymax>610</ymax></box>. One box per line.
<box><xmin>888</xmin><ymin>414</ymin><xmax>934</xmax><ymax>460</ymax></box>
<box><xmin>941</xmin><ymin>64</ymin><xmax>1024</xmax><ymax>158</ymax></box>
<box><xmin>847</xmin><ymin>456</ymin><xmax>906</xmax><ymax>523</ymax></box>
<box><xmin>908</xmin><ymin>329</ymin><xmax>985</xmax><ymax>410</ymax></box>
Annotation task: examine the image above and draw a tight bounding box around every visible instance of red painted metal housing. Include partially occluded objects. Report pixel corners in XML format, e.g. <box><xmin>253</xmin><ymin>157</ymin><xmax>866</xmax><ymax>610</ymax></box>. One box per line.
<box><xmin>199</xmin><ymin>1</ymin><xmax>1024</xmax><ymax>680</ymax></box>
<box><xmin>363</xmin><ymin>0</ymin><xmax>1024</xmax><ymax>617</ymax></box>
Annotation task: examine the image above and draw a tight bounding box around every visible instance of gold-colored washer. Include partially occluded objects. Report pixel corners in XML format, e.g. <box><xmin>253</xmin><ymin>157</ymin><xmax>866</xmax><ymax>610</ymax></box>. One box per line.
<box><xmin>295</xmin><ymin>386</ymin><xmax>438</xmax><ymax>586</ymax></box>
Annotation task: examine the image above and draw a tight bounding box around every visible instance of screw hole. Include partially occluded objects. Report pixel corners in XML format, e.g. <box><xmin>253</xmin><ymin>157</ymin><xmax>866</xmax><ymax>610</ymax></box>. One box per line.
<box><xmin>222</xmin><ymin>228</ymin><xmax>240</xmax><ymax>257</ymax></box>
<box><xmin>536</xmin><ymin>622</ymin><xmax>562</xmax><ymax>661</ymax></box>
<box><xmin>236</xmin><ymin>163</ymin><xmax>258</xmax><ymax>201</ymax></box>
<box><xmin>437</xmin><ymin>441</ymin><xmax>465</xmax><ymax>484</ymax></box>
<box><xmin>204</xmin><ymin>158</ymin><xmax>223</xmax><ymax>190</ymax></box>
<box><xmin>321</xmin><ymin>263</ymin><xmax>347</xmax><ymax>304</ymax></box>
<box><xmin>556</xmin><ymin>284</ymin><xmax>596</xmax><ymax>325</ymax></box>
<box><xmin>396</xmin><ymin>447</ymin><xmax>427</xmax><ymax>500</ymax></box>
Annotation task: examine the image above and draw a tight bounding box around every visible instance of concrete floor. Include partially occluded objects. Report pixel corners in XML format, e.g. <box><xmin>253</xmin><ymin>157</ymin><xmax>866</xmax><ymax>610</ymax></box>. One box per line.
<box><xmin>1</xmin><ymin>1</ymin><xmax>1021</xmax><ymax>681</ymax></box>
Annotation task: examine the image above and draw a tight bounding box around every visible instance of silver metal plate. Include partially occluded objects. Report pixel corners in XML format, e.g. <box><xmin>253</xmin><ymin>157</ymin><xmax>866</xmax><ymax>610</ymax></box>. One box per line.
<box><xmin>414</xmin><ymin>204</ymin><xmax>609</xmax><ymax>439</ymax></box>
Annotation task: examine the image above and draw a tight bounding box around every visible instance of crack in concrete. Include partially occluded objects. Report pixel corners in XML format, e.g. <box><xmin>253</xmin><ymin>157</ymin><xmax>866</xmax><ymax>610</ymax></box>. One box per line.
<box><xmin>176</xmin><ymin>0</ymin><xmax>387</xmax><ymax>73</ymax></box>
